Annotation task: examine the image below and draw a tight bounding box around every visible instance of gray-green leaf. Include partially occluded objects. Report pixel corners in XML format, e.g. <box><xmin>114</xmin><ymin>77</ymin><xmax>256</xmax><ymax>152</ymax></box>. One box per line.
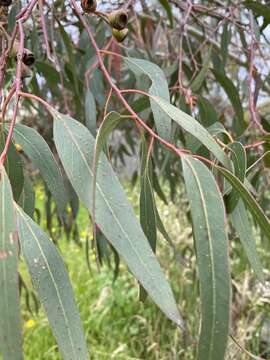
<box><xmin>16</xmin><ymin>205</ymin><xmax>88</xmax><ymax>360</ymax></box>
<box><xmin>52</xmin><ymin>108</ymin><xmax>183</xmax><ymax>327</ymax></box>
<box><xmin>85</xmin><ymin>88</ymin><xmax>96</xmax><ymax>136</ymax></box>
<box><xmin>231</xmin><ymin>200</ymin><xmax>264</xmax><ymax>282</ymax></box>
<box><xmin>124</xmin><ymin>57</ymin><xmax>172</xmax><ymax>140</ymax></box>
<box><xmin>151</xmin><ymin>96</ymin><xmax>231</xmax><ymax>169</ymax></box>
<box><xmin>0</xmin><ymin>166</ymin><xmax>22</xmax><ymax>360</ymax></box>
<box><xmin>182</xmin><ymin>156</ymin><xmax>230</xmax><ymax>360</ymax></box>
<box><xmin>217</xmin><ymin>166</ymin><xmax>270</xmax><ymax>242</ymax></box>
<box><xmin>12</xmin><ymin>124</ymin><xmax>68</xmax><ymax>216</ymax></box>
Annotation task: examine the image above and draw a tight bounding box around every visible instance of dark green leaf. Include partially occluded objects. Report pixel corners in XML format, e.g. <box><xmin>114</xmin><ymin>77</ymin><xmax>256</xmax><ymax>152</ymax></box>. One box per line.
<box><xmin>221</xmin><ymin>23</ymin><xmax>231</xmax><ymax>66</ymax></box>
<box><xmin>16</xmin><ymin>205</ymin><xmax>89</xmax><ymax>360</ymax></box>
<box><xmin>182</xmin><ymin>156</ymin><xmax>230</xmax><ymax>360</ymax></box>
<box><xmin>0</xmin><ymin>130</ymin><xmax>24</xmax><ymax>201</ymax></box>
<box><xmin>244</xmin><ymin>1</ymin><xmax>270</xmax><ymax>25</ymax></box>
<box><xmin>231</xmin><ymin>200</ymin><xmax>264</xmax><ymax>282</ymax></box>
<box><xmin>212</xmin><ymin>69</ymin><xmax>246</xmax><ymax>135</ymax></box>
<box><xmin>225</xmin><ymin>142</ymin><xmax>246</xmax><ymax>213</ymax></box>
<box><xmin>198</xmin><ymin>96</ymin><xmax>218</xmax><ymax>127</ymax></box>
<box><xmin>139</xmin><ymin>141</ymin><xmax>157</xmax><ymax>301</ymax></box>
<box><xmin>217</xmin><ymin>166</ymin><xmax>270</xmax><ymax>241</ymax></box>
<box><xmin>85</xmin><ymin>89</ymin><xmax>96</xmax><ymax>136</ymax></box>
<box><xmin>18</xmin><ymin>174</ymin><xmax>35</xmax><ymax>218</ymax></box>
<box><xmin>158</xmin><ymin>0</ymin><xmax>173</xmax><ymax>27</ymax></box>
<box><xmin>190</xmin><ymin>46</ymin><xmax>212</xmax><ymax>92</ymax></box>
<box><xmin>0</xmin><ymin>167</ymin><xmax>22</xmax><ymax>360</ymax></box>
<box><xmin>52</xmin><ymin>109</ymin><xmax>184</xmax><ymax>327</ymax></box>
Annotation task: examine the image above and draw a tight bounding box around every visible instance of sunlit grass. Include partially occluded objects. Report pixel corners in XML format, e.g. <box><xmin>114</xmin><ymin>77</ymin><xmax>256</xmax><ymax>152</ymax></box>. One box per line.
<box><xmin>20</xmin><ymin>183</ymin><xmax>270</xmax><ymax>359</ymax></box>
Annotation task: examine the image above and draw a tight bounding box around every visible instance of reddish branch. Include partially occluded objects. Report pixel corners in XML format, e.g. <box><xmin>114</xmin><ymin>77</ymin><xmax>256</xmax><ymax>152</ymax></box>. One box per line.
<box><xmin>248</xmin><ymin>11</ymin><xmax>266</xmax><ymax>135</ymax></box>
<box><xmin>71</xmin><ymin>0</ymin><xmax>190</xmax><ymax>160</ymax></box>
<box><xmin>0</xmin><ymin>0</ymin><xmax>38</xmax><ymax>165</ymax></box>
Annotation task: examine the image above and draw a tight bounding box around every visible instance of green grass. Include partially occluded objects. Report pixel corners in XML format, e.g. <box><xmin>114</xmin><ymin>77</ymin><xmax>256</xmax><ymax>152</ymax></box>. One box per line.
<box><xmin>20</xmin><ymin>184</ymin><xmax>270</xmax><ymax>359</ymax></box>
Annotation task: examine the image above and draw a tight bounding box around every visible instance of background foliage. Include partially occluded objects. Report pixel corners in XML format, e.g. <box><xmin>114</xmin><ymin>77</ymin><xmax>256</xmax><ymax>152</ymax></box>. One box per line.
<box><xmin>1</xmin><ymin>0</ymin><xmax>270</xmax><ymax>359</ymax></box>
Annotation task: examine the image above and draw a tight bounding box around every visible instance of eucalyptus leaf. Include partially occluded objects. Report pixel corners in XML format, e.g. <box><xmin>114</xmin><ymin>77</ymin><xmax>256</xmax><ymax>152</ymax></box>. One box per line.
<box><xmin>231</xmin><ymin>200</ymin><xmax>264</xmax><ymax>282</ymax></box>
<box><xmin>0</xmin><ymin>167</ymin><xmax>22</xmax><ymax>360</ymax></box>
<box><xmin>124</xmin><ymin>57</ymin><xmax>172</xmax><ymax>140</ymax></box>
<box><xmin>182</xmin><ymin>156</ymin><xmax>230</xmax><ymax>360</ymax></box>
<box><xmin>151</xmin><ymin>96</ymin><xmax>231</xmax><ymax>169</ymax></box>
<box><xmin>0</xmin><ymin>130</ymin><xmax>24</xmax><ymax>201</ymax></box>
<box><xmin>52</xmin><ymin>108</ymin><xmax>184</xmax><ymax>327</ymax></box>
<box><xmin>217</xmin><ymin>166</ymin><xmax>270</xmax><ymax>241</ymax></box>
<box><xmin>85</xmin><ymin>88</ymin><xmax>97</xmax><ymax>136</ymax></box>
<box><xmin>18</xmin><ymin>174</ymin><xmax>35</xmax><ymax>218</ymax></box>
<box><xmin>212</xmin><ymin>69</ymin><xmax>246</xmax><ymax>135</ymax></box>
<box><xmin>12</xmin><ymin>124</ymin><xmax>68</xmax><ymax>217</ymax></box>
<box><xmin>16</xmin><ymin>205</ymin><xmax>89</xmax><ymax>360</ymax></box>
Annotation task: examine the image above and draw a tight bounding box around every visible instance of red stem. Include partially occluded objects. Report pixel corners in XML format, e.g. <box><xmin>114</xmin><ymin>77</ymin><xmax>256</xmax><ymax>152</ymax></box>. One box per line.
<box><xmin>71</xmin><ymin>0</ymin><xmax>189</xmax><ymax>159</ymax></box>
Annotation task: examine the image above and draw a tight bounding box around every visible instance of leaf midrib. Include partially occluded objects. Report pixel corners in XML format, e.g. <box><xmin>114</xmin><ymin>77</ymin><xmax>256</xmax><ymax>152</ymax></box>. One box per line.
<box><xmin>184</xmin><ymin>158</ymin><xmax>217</xmax><ymax>358</ymax></box>
<box><xmin>16</xmin><ymin>206</ymin><xmax>77</xmax><ymax>358</ymax></box>
<box><xmin>58</xmin><ymin>116</ymin><xmax>178</xmax><ymax>318</ymax></box>
<box><xmin>14</xmin><ymin>127</ymin><xmax>65</xmax><ymax>203</ymax></box>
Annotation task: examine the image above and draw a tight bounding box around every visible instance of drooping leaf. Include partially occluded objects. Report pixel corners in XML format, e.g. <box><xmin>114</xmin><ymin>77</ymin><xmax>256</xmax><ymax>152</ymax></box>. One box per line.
<box><xmin>124</xmin><ymin>57</ymin><xmax>172</xmax><ymax>141</ymax></box>
<box><xmin>244</xmin><ymin>1</ymin><xmax>270</xmax><ymax>26</ymax></box>
<box><xmin>52</xmin><ymin>108</ymin><xmax>184</xmax><ymax>327</ymax></box>
<box><xmin>217</xmin><ymin>166</ymin><xmax>270</xmax><ymax>241</ymax></box>
<box><xmin>15</xmin><ymin>205</ymin><xmax>89</xmax><ymax>360</ymax></box>
<box><xmin>151</xmin><ymin>96</ymin><xmax>231</xmax><ymax>169</ymax></box>
<box><xmin>139</xmin><ymin>140</ymin><xmax>157</xmax><ymax>301</ymax></box>
<box><xmin>157</xmin><ymin>0</ymin><xmax>173</xmax><ymax>27</ymax></box>
<box><xmin>190</xmin><ymin>46</ymin><xmax>212</xmax><ymax>92</ymax></box>
<box><xmin>18</xmin><ymin>173</ymin><xmax>35</xmax><ymax>218</ymax></box>
<box><xmin>85</xmin><ymin>88</ymin><xmax>97</xmax><ymax>136</ymax></box>
<box><xmin>221</xmin><ymin>23</ymin><xmax>231</xmax><ymax>66</ymax></box>
<box><xmin>225</xmin><ymin>142</ymin><xmax>246</xmax><ymax>213</ymax></box>
<box><xmin>231</xmin><ymin>200</ymin><xmax>264</xmax><ymax>282</ymax></box>
<box><xmin>198</xmin><ymin>96</ymin><xmax>218</xmax><ymax>127</ymax></box>
<box><xmin>182</xmin><ymin>156</ymin><xmax>230</xmax><ymax>360</ymax></box>
<box><xmin>12</xmin><ymin>124</ymin><xmax>68</xmax><ymax>216</ymax></box>
<box><xmin>0</xmin><ymin>166</ymin><xmax>22</xmax><ymax>360</ymax></box>
<box><xmin>212</xmin><ymin>69</ymin><xmax>246</xmax><ymax>135</ymax></box>
<box><xmin>0</xmin><ymin>130</ymin><xmax>24</xmax><ymax>201</ymax></box>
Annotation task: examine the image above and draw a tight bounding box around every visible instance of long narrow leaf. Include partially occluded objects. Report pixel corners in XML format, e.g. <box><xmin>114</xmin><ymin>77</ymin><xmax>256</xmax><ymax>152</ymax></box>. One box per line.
<box><xmin>182</xmin><ymin>156</ymin><xmax>230</xmax><ymax>360</ymax></box>
<box><xmin>0</xmin><ymin>166</ymin><xmax>22</xmax><ymax>360</ymax></box>
<box><xmin>151</xmin><ymin>96</ymin><xmax>231</xmax><ymax>169</ymax></box>
<box><xmin>217</xmin><ymin>166</ymin><xmax>270</xmax><ymax>241</ymax></box>
<box><xmin>231</xmin><ymin>200</ymin><xmax>264</xmax><ymax>282</ymax></box>
<box><xmin>16</xmin><ymin>205</ymin><xmax>88</xmax><ymax>360</ymax></box>
<box><xmin>124</xmin><ymin>57</ymin><xmax>172</xmax><ymax>141</ymax></box>
<box><xmin>52</xmin><ymin>108</ymin><xmax>184</xmax><ymax>327</ymax></box>
<box><xmin>12</xmin><ymin>124</ymin><xmax>68</xmax><ymax>216</ymax></box>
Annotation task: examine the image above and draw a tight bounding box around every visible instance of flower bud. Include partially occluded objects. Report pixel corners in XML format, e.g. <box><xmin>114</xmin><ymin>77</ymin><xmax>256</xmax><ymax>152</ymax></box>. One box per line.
<box><xmin>108</xmin><ymin>10</ymin><xmax>128</xmax><ymax>30</ymax></box>
<box><xmin>112</xmin><ymin>28</ymin><xmax>128</xmax><ymax>43</ymax></box>
<box><xmin>81</xmin><ymin>0</ymin><xmax>96</xmax><ymax>13</ymax></box>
